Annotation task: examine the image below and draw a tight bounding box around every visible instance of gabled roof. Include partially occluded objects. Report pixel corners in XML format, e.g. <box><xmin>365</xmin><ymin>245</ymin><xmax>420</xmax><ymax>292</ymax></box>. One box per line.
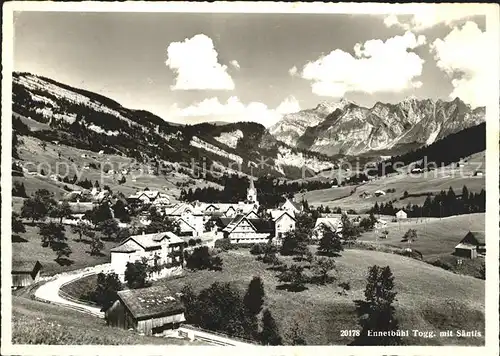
<box><xmin>270</xmin><ymin>210</ymin><xmax>296</xmax><ymax>222</ymax></box>
<box><xmin>111</xmin><ymin>231</ymin><xmax>183</xmax><ymax>252</ymax></box>
<box><xmin>314</xmin><ymin>217</ymin><xmax>342</xmax><ymax>231</ymax></box>
<box><xmin>12</xmin><ymin>260</ymin><xmax>42</xmax><ymax>273</ymax></box>
<box><xmin>279</xmin><ymin>199</ymin><xmax>302</xmax><ymax>211</ymax></box>
<box><xmin>223</xmin><ymin>215</ymin><xmax>275</xmax><ymax>234</ymax></box>
<box><xmin>117</xmin><ymin>286</ymin><xmax>184</xmax><ymax>320</ymax></box>
<box><xmin>460</xmin><ymin>231</ymin><xmax>485</xmax><ymax>245</ymax></box>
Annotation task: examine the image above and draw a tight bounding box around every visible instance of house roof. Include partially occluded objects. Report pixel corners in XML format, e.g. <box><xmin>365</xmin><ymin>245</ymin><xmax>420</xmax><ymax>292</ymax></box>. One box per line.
<box><xmin>12</xmin><ymin>260</ymin><xmax>42</xmax><ymax>273</ymax></box>
<box><xmin>111</xmin><ymin>231</ymin><xmax>183</xmax><ymax>252</ymax></box>
<box><xmin>117</xmin><ymin>286</ymin><xmax>184</xmax><ymax>320</ymax></box>
<box><xmin>248</xmin><ymin>219</ymin><xmax>275</xmax><ymax>233</ymax></box>
<box><xmin>110</xmin><ymin>240</ymin><xmax>141</xmax><ymax>253</ymax></box>
<box><xmin>279</xmin><ymin>199</ymin><xmax>302</xmax><ymax>211</ymax></box>
<box><xmin>270</xmin><ymin>210</ymin><xmax>296</xmax><ymax>221</ymax></box>
<box><xmin>455</xmin><ymin>243</ymin><xmax>477</xmax><ymax>250</ymax></box>
<box><xmin>314</xmin><ymin>217</ymin><xmax>342</xmax><ymax>231</ymax></box>
<box><xmin>462</xmin><ymin>231</ymin><xmax>485</xmax><ymax>245</ymax></box>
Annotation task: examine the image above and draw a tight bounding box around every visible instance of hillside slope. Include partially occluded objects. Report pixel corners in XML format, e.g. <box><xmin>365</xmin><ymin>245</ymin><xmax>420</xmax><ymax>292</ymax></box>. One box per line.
<box><xmin>13</xmin><ymin>72</ymin><xmax>337</xmax><ymax>179</ymax></box>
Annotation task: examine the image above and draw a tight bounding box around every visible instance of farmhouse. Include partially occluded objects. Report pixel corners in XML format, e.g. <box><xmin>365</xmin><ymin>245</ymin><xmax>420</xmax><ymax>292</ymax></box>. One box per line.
<box><xmin>454</xmin><ymin>231</ymin><xmax>486</xmax><ymax>259</ymax></box>
<box><xmin>127</xmin><ymin>189</ymin><xmax>171</xmax><ymax>207</ymax></box>
<box><xmin>110</xmin><ymin>231</ymin><xmax>184</xmax><ymax>282</ymax></box>
<box><xmin>223</xmin><ymin>215</ymin><xmax>275</xmax><ymax>244</ymax></box>
<box><xmin>313</xmin><ymin>217</ymin><xmax>342</xmax><ymax>240</ymax></box>
<box><xmin>279</xmin><ymin>198</ymin><xmax>303</xmax><ymax>215</ymax></box>
<box><xmin>395</xmin><ymin>210</ymin><xmax>408</xmax><ymax>220</ymax></box>
<box><xmin>12</xmin><ymin>261</ymin><xmax>43</xmax><ymax>288</ymax></box>
<box><xmin>105</xmin><ymin>286</ymin><xmax>185</xmax><ymax>336</ymax></box>
<box><xmin>270</xmin><ymin>210</ymin><xmax>296</xmax><ymax>241</ymax></box>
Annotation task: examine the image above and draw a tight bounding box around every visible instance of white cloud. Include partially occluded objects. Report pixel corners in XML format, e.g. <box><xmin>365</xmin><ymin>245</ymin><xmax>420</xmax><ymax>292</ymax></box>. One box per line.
<box><xmin>383</xmin><ymin>5</ymin><xmax>482</xmax><ymax>31</ymax></box>
<box><xmin>430</xmin><ymin>21</ymin><xmax>490</xmax><ymax>107</ymax></box>
<box><xmin>288</xmin><ymin>66</ymin><xmax>298</xmax><ymax>76</ymax></box>
<box><xmin>171</xmin><ymin>95</ymin><xmax>301</xmax><ymax>127</ymax></box>
<box><xmin>165</xmin><ymin>34</ymin><xmax>235</xmax><ymax>90</ymax></box>
<box><xmin>297</xmin><ymin>31</ymin><xmax>425</xmax><ymax>97</ymax></box>
<box><xmin>230</xmin><ymin>60</ymin><xmax>240</xmax><ymax>69</ymax></box>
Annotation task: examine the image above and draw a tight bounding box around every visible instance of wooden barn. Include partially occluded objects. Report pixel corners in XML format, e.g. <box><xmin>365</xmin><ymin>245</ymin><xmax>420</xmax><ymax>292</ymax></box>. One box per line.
<box><xmin>105</xmin><ymin>285</ymin><xmax>185</xmax><ymax>336</ymax></box>
<box><xmin>12</xmin><ymin>261</ymin><xmax>42</xmax><ymax>288</ymax></box>
<box><xmin>454</xmin><ymin>231</ymin><xmax>486</xmax><ymax>259</ymax></box>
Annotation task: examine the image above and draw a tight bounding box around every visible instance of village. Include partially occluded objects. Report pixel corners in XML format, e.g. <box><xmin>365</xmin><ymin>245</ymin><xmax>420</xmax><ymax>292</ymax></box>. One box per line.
<box><xmin>12</xmin><ymin>175</ymin><xmax>486</xmax><ymax>344</ymax></box>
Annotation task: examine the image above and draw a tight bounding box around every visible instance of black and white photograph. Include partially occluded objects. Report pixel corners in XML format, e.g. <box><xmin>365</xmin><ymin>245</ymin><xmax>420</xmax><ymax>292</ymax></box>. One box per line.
<box><xmin>1</xmin><ymin>2</ymin><xmax>499</xmax><ymax>354</ymax></box>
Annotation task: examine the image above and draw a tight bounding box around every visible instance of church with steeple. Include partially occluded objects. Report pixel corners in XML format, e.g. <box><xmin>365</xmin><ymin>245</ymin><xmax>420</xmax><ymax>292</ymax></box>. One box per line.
<box><xmin>246</xmin><ymin>177</ymin><xmax>258</xmax><ymax>205</ymax></box>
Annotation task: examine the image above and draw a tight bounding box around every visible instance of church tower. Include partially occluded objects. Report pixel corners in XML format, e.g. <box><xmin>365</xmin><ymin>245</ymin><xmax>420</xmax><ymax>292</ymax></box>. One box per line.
<box><xmin>247</xmin><ymin>177</ymin><xmax>258</xmax><ymax>204</ymax></box>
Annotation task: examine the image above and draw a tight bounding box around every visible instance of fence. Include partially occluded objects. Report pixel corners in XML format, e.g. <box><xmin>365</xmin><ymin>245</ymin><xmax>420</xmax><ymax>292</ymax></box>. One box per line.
<box><xmin>180</xmin><ymin>324</ymin><xmax>258</xmax><ymax>345</ymax></box>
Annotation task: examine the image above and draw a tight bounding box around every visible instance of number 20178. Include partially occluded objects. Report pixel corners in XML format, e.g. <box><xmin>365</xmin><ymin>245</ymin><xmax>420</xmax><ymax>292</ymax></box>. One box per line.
<box><xmin>340</xmin><ymin>330</ymin><xmax>360</xmax><ymax>337</ymax></box>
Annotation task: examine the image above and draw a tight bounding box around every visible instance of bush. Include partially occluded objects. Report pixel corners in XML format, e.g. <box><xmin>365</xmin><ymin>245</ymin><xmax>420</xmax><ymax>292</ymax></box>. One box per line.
<box><xmin>250</xmin><ymin>243</ymin><xmax>267</xmax><ymax>255</ymax></box>
<box><xmin>214</xmin><ymin>238</ymin><xmax>235</xmax><ymax>251</ymax></box>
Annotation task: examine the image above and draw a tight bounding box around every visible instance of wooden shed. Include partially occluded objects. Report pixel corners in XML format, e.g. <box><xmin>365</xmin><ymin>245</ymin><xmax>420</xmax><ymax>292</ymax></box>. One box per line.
<box><xmin>12</xmin><ymin>261</ymin><xmax>42</xmax><ymax>288</ymax></box>
<box><xmin>105</xmin><ymin>285</ymin><xmax>185</xmax><ymax>336</ymax></box>
<box><xmin>454</xmin><ymin>231</ymin><xmax>486</xmax><ymax>259</ymax></box>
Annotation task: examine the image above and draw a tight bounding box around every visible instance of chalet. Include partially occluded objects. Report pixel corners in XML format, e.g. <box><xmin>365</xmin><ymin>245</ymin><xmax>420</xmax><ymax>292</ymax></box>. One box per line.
<box><xmin>127</xmin><ymin>189</ymin><xmax>170</xmax><ymax>207</ymax></box>
<box><xmin>313</xmin><ymin>217</ymin><xmax>342</xmax><ymax>240</ymax></box>
<box><xmin>374</xmin><ymin>190</ymin><xmax>386</xmax><ymax>197</ymax></box>
<box><xmin>12</xmin><ymin>261</ymin><xmax>43</xmax><ymax>288</ymax></box>
<box><xmin>279</xmin><ymin>198</ymin><xmax>303</xmax><ymax>215</ymax></box>
<box><xmin>270</xmin><ymin>210</ymin><xmax>296</xmax><ymax>241</ymax></box>
<box><xmin>454</xmin><ymin>231</ymin><xmax>486</xmax><ymax>259</ymax></box>
<box><xmin>410</xmin><ymin>168</ymin><xmax>423</xmax><ymax>174</ymax></box>
<box><xmin>223</xmin><ymin>215</ymin><xmax>275</xmax><ymax>244</ymax></box>
<box><xmin>474</xmin><ymin>170</ymin><xmax>484</xmax><ymax>177</ymax></box>
<box><xmin>105</xmin><ymin>286</ymin><xmax>185</xmax><ymax>336</ymax></box>
<box><xmin>110</xmin><ymin>231</ymin><xmax>184</xmax><ymax>282</ymax></box>
<box><xmin>395</xmin><ymin>210</ymin><xmax>408</xmax><ymax>220</ymax></box>
<box><xmin>164</xmin><ymin>203</ymin><xmax>205</xmax><ymax>236</ymax></box>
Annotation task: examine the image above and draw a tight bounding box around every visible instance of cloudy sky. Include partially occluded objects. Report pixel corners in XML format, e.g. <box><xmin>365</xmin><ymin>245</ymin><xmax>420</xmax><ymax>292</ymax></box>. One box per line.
<box><xmin>13</xmin><ymin>8</ymin><xmax>488</xmax><ymax>127</ymax></box>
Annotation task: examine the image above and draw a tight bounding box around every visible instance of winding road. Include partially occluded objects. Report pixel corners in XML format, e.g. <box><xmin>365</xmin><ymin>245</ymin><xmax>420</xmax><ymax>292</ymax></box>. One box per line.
<box><xmin>34</xmin><ymin>263</ymin><xmax>113</xmax><ymax>318</ymax></box>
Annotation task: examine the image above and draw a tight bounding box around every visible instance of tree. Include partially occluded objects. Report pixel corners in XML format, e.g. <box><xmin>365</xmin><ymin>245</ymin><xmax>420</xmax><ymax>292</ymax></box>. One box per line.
<box><xmin>317</xmin><ymin>226</ymin><xmax>343</xmax><ymax>256</ymax></box>
<box><xmin>351</xmin><ymin>265</ymin><xmax>402</xmax><ymax>345</ymax></box>
<box><xmin>402</xmin><ymin>229</ymin><xmax>417</xmax><ymax>245</ymax></box>
<box><xmin>112</xmin><ymin>200</ymin><xmax>130</xmax><ymax>223</ymax></box>
<box><xmin>260</xmin><ymin>309</ymin><xmax>283</xmax><ymax>345</ymax></box>
<box><xmin>479</xmin><ymin>262</ymin><xmax>485</xmax><ymax>280</ymax></box>
<box><xmin>340</xmin><ymin>213</ymin><xmax>359</xmax><ymax>247</ymax></box>
<box><xmin>90</xmin><ymin>234</ymin><xmax>104</xmax><ymax>256</ymax></box>
<box><xmin>286</xmin><ymin>320</ymin><xmax>307</xmax><ymax>345</ymax></box>
<box><xmin>124</xmin><ymin>260</ymin><xmax>149</xmax><ymax>289</ymax></box>
<box><xmin>185</xmin><ymin>246</ymin><xmax>223</xmax><ymax>271</ymax></box>
<box><xmin>180</xmin><ymin>284</ymin><xmax>200</xmax><ymax>324</ymax></box>
<box><xmin>71</xmin><ymin>221</ymin><xmax>94</xmax><ymax>242</ymax></box>
<box><xmin>243</xmin><ymin>277</ymin><xmax>265</xmax><ymax>316</ymax></box>
<box><xmin>194</xmin><ymin>282</ymin><xmax>257</xmax><ymax>340</ymax></box>
<box><xmin>21</xmin><ymin>189</ymin><xmax>56</xmax><ymax>223</ymax></box>
<box><xmin>98</xmin><ymin>218</ymin><xmax>119</xmax><ymax>241</ymax></box>
<box><xmin>39</xmin><ymin>222</ymin><xmax>72</xmax><ymax>261</ymax></box>
<box><xmin>278</xmin><ymin>264</ymin><xmax>307</xmax><ymax>291</ymax></box>
<box><xmin>51</xmin><ymin>201</ymin><xmax>72</xmax><ymax>223</ymax></box>
<box><xmin>312</xmin><ymin>257</ymin><xmax>336</xmax><ymax>285</ymax></box>
<box><xmin>84</xmin><ymin>203</ymin><xmax>113</xmax><ymax>225</ymax></box>
<box><xmin>12</xmin><ymin>212</ymin><xmax>26</xmax><ymax>234</ymax></box>
<box><xmin>91</xmin><ymin>272</ymin><xmax>122</xmax><ymax>312</ymax></box>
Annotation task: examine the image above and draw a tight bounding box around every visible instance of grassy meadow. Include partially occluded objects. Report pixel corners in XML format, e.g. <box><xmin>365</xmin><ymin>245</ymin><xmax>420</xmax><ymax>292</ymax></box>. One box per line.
<box><xmin>148</xmin><ymin>249</ymin><xmax>484</xmax><ymax>345</ymax></box>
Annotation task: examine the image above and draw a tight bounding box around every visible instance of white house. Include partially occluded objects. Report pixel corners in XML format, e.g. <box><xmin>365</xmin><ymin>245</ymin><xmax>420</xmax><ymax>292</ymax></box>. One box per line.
<box><xmin>313</xmin><ymin>217</ymin><xmax>342</xmax><ymax>240</ymax></box>
<box><xmin>110</xmin><ymin>231</ymin><xmax>185</xmax><ymax>282</ymax></box>
<box><xmin>279</xmin><ymin>198</ymin><xmax>303</xmax><ymax>215</ymax></box>
<box><xmin>270</xmin><ymin>211</ymin><xmax>296</xmax><ymax>242</ymax></box>
<box><xmin>395</xmin><ymin>210</ymin><xmax>408</xmax><ymax>220</ymax></box>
